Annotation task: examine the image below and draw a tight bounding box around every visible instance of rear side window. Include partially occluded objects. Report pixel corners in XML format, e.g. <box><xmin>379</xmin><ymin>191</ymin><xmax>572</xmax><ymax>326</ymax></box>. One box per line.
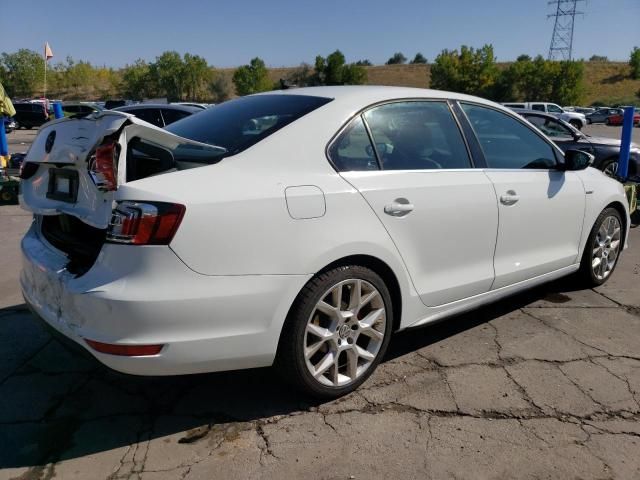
<box><xmin>161</xmin><ymin>109</ymin><xmax>191</xmax><ymax>126</ymax></box>
<box><xmin>127</xmin><ymin>108</ymin><xmax>163</xmax><ymax>127</ymax></box>
<box><xmin>166</xmin><ymin>94</ymin><xmax>332</xmax><ymax>156</ymax></box>
<box><xmin>531</xmin><ymin>104</ymin><xmax>545</xmax><ymax>112</ymax></box>
<box><xmin>364</xmin><ymin>101</ymin><xmax>471</xmax><ymax>170</ymax></box>
<box><xmin>462</xmin><ymin>103</ymin><xmax>557</xmax><ymax>169</ymax></box>
<box><xmin>328</xmin><ymin>117</ymin><xmax>379</xmax><ymax>171</ymax></box>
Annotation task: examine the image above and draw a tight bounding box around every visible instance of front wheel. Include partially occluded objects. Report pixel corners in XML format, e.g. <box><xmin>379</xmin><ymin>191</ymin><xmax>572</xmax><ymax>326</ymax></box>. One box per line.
<box><xmin>605</xmin><ymin>118</ymin><xmax>611</xmax><ymax>126</ymax></box>
<box><xmin>570</xmin><ymin>120</ymin><xmax>582</xmax><ymax>130</ymax></box>
<box><xmin>577</xmin><ymin>208</ymin><xmax>623</xmax><ymax>287</ymax></box>
<box><xmin>276</xmin><ymin>265</ymin><xmax>393</xmax><ymax>398</ymax></box>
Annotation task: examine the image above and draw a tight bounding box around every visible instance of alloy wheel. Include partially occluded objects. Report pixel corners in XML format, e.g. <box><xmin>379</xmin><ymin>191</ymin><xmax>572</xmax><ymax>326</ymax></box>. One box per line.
<box><xmin>603</xmin><ymin>161</ymin><xmax>619</xmax><ymax>177</ymax></box>
<box><xmin>592</xmin><ymin>215</ymin><xmax>621</xmax><ymax>281</ymax></box>
<box><xmin>304</xmin><ymin>279</ymin><xmax>386</xmax><ymax>387</ymax></box>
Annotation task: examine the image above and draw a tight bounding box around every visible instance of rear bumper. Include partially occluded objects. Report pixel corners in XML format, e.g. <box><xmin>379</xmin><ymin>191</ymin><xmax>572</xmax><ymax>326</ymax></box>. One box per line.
<box><xmin>20</xmin><ymin>224</ymin><xmax>311</xmax><ymax>375</ymax></box>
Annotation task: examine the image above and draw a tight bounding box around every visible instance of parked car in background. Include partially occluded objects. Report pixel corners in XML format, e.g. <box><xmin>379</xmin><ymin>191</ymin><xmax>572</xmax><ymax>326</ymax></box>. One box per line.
<box><xmin>113</xmin><ymin>103</ymin><xmax>202</xmax><ymax>128</ymax></box>
<box><xmin>12</xmin><ymin>102</ymin><xmax>49</xmax><ymax>129</ymax></box>
<box><xmin>4</xmin><ymin>118</ymin><xmax>17</xmax><ymax>133</ymax></box>
<box><xmin>19</xmin><ymin>86</ymin><xmax>629</xmax><ymax>398</ymax></box>
<box><xmin>605</xmin><ymin>110</ymin><xmax>640</xmax><ymax>127</ymax></box>
<box><xmin>62</xmin><ymin>102</ymin><xmax>103</xmax><ymax>117</ymax></box>
<box><xmin>502</xmin><ymin>102</ymin><xmax>587</xmax><ymax>129</ymax></box>
<box><xmin>571</xmin><ymin>107</ymin><xmax>596</xmax><ymax>115</ymax></box>
<box><xmin>172</xmin><ymin>102</ymin><xmax>212</xmax><ymax>110</ymax></box>
<box><xmin>586</xmin><ymin>108</ymin><xmax>622</xmax><ymax>124</ymax></box>
<box><xmin>104</xmin><ymin>99</ymin><xmax>134</xmax><ymax>110</ymax></box>
<box><xmin>515</xmin><ymin>109</ymin><xmax>640</xmax><ymax>179</ymax></box>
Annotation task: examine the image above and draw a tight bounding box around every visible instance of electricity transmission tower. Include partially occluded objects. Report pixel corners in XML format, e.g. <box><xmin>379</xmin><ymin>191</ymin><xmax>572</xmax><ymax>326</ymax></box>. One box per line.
<box><xmin>547</xmin><ymin>0</ymin><xmax>585</xmax><ymax>60</ymax></box>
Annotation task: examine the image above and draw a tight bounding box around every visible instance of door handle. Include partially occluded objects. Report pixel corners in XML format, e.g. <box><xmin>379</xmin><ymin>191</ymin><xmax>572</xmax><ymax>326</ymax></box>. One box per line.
<box><xmin>384</xmin><ymin>199</ymin><xmax>414</xmax><ymax>217</ymax></box>
<box><xmin>500</xmin><ymin>190</ymin><xmax>520</xmax><ymax>206</ymax></box>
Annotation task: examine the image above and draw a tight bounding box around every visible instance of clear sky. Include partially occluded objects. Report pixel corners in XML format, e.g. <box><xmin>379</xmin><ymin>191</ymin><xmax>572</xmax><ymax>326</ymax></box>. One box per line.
<box><xmin>1</xmin><ymin>0</ymin><xmax>639</xmax><ymax>68</ymax></box>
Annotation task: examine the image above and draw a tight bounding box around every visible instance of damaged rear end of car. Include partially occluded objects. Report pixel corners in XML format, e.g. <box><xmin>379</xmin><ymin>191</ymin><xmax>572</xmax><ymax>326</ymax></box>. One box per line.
<box><xmin>19</xmin><ymin>111</ymin><xmax>229</xmax><ymax>367</ymax></box>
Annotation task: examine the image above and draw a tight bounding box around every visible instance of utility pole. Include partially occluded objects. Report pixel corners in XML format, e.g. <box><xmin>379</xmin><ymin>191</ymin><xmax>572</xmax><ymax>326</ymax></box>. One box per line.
<box><xmin>547</xmin><ymin>0</ymin><xmax>585</xmax><ymax>60</ymax></box>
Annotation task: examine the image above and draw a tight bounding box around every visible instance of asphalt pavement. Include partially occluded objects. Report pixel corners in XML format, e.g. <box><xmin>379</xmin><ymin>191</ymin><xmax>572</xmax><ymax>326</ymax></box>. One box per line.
<box><xmin>1</xmin><ymin>123</ymin><xmax>639</xmax><ymax>480</ymax></box>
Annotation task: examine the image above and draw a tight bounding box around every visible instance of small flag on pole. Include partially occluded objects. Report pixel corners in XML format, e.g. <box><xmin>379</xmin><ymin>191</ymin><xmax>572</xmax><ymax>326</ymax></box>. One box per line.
<box><xmin>44</xmin><ymin>42</ymin><xmax>53</xmax><ymax>61</ymax></box>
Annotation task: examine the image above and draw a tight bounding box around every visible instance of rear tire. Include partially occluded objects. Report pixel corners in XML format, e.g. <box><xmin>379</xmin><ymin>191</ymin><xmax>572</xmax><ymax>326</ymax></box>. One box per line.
<box><xmin>577</xmin><ymin>208</ymin><xmax>623</xmax><ymax>287</ymax></box>
<box><xmin>605</xmin><ymin>118</ymin><xmax>611</xmax><ymax>126</ymax></box>
<box><xmin>276</xmin><ymin>265</ymin><xmax>393</xmax><ymax>399</ymax></box>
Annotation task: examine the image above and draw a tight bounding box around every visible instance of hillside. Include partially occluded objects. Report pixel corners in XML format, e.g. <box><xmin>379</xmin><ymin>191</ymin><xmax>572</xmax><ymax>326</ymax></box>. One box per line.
<box><xmin>226</xmin><ymin>61</ymin><xmax>638</xmax><ymax>106</ymax></box>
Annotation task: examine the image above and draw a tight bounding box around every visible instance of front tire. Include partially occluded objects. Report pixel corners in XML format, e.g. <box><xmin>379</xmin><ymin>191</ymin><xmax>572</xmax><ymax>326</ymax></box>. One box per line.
<box><xmin>276</xmin><ymin>265</ymin><xmax>393</xmax><ymax>398</ymax></box>
<box><xmin>577</xmin><ymin>208</ymin><xmax>623</xmax><ymax>287</ymax></box>
<box><xmin>570</xmin><ymin>120</ymin><xmax>582</xmax><ymax>130</ymax></box>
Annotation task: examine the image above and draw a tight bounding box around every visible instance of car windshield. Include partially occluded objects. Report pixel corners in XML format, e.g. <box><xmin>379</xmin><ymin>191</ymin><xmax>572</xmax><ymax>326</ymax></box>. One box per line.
<box><xmin>166</xmin><ymin>94</ymin><xmax>332</xmax><ymax>157</ymax></box>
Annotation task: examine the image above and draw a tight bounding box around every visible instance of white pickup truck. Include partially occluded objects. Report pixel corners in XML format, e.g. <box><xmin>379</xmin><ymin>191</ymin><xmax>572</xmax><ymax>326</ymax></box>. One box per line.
<box><xmin>502</xmin><ymin>102</ymin><xmax>587</xmax><ymax>130</ymax></box>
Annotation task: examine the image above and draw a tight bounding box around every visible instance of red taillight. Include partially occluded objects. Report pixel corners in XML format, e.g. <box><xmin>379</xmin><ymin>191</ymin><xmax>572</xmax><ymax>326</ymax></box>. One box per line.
<box><xmin>85</xmin><ymin>339</ymin><xmax>163</xmax><ymax>356</ymax></box>
<box><xmin>89</xmin><ymin>141</ymin><xmax>118</xmax><ymax>191</ymax></box>
<box><xmin>107</xmin><ymin>201</ymin><xmax>185</xmax><ymax>245</ymax></box>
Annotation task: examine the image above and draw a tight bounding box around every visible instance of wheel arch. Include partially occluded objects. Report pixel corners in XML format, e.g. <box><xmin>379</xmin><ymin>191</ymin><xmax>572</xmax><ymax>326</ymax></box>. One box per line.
<box><xmin>606</xmin><ymin>200</ymin><xmax>628</xmax><ymax>247</ymax></box>
<box><xmin>315</xmin><ymin>254</ymin><xmax>403</xmax><ymax>333</ymax></box>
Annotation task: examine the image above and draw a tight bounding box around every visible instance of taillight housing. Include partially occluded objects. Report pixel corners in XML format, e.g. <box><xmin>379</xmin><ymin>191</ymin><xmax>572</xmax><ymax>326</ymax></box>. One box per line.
<box><xmin>107</xmin><ymin>201</ymin><xmax>185</xmax><ymax>245</ymax></box>
<box><xmin>20</xmin><ymin>162</ymin><xmax>39</xmax><ymax>179</ymax></box>
<box><xmin>89</xmin><ymin>140</ymin><xmax>119</xmax><ymax>191</ymax></box>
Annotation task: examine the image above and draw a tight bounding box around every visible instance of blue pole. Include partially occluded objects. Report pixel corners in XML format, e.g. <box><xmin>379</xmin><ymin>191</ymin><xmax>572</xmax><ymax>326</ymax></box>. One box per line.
<box><xmin>617</xmin><ymin>106</ymin><xmax>635</xmax><ymax>180</ymax></box>
<box><xmin>0</xmin><ymin>117</ymin><xmax>8</xmax><ymax>157</ymax></box>
<box><xmin>53</xmin><ymin>102</ymin><xmax>64</xmax><ymax>119</ymax></box>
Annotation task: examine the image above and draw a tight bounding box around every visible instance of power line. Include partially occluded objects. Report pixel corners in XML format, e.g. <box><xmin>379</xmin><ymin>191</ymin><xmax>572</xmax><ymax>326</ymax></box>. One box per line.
<box><xmin>547</xmin><ymin>0</ymin><xmax>585</xmax><ymax>60</ymax></box>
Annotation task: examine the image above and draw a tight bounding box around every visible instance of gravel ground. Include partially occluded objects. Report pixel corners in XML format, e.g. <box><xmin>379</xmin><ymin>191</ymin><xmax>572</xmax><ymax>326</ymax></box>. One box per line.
<box><xmin>1</xmin><ymin>123</ymin><xmax>639</xmax><ymax>480</ymax></box>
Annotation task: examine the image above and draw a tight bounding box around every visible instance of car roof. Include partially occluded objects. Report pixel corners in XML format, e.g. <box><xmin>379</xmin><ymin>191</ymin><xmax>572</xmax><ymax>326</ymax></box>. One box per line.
<box><xmin>258</xmin><ymin>85</ymin><xmax>505</xmax><ymax>111</ymax></box>
<box><xmin>114</xmin><ymin>104</ymin><xmax>202</xmax><ymax>113</ymax></box>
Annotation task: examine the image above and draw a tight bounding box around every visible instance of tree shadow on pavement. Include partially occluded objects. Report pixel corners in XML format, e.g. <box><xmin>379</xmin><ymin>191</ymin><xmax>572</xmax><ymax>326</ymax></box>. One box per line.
<box><xmin>0</xmin><ymin>275</ymin><xmax>603</xmax><ymax>471</ymax></box>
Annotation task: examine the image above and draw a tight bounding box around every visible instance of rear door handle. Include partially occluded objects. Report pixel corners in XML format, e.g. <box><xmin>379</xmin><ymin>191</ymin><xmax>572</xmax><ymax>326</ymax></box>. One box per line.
<box><xmin>500</xmin><ymin>190</ymin><xmax>520</xmax><ymax>206</ymax></box>
<box><xmin>384</xmin><ymin>199</ymin><xmax>414</xmax><ymax>217</ymax></box>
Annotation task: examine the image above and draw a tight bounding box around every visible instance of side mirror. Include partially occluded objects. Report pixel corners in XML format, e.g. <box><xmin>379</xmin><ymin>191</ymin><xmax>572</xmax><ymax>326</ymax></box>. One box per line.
<box><xmin>563</xmin><ymin>149</ymin><xmax>594</xmax><ymax>171</ymax></box>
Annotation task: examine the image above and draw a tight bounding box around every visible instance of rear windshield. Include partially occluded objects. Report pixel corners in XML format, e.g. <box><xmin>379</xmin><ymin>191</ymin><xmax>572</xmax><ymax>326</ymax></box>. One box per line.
<box><xmin>165</xmin><ymin>94</ymin><xmax>332</xmax><ymax>157</ymax></box>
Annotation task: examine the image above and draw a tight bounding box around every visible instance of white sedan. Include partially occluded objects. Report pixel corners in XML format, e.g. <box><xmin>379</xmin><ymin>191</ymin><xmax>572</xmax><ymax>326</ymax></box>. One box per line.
<box><xmin>19</xmin><ymin>86</ymin><xmax>629</xmax><ymax>398</ymax></box>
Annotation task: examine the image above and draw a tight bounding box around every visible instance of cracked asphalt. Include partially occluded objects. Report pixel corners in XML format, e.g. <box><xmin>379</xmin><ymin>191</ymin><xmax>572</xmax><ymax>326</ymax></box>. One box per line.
<box><xmin>1</xmin><ymin>126</ymin><xmax>639</xmax><ymax>480</ymax></box>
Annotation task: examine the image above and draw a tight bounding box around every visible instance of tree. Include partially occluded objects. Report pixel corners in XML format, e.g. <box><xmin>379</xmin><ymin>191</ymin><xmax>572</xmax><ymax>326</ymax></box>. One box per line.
<box><xmin>589</xmin><ymin>55</ymin><xmax>608</xmax><ymax>62</ymax></box>
<box><xmin>281</xmin><ymin>63</ymin><xmax>313</xmax><ymax>88</ymax></box>
<box><xmin>386</xmin><ymin>52</ymin><xmax>407</xmax><ymax>65</ymax></box>
<box><xmin>630</xmin><ymin>47</ymin><xmax>640</xmax><ymax>79</ymax></box>
<box><xmin>312</xmin><ymin>50</ymin><xmax>367</xmax><ymax>86</ymax></box>
<box><xmin>149</xmin><ymin>51</ymin><xmax>185</xmax><ymax>101</ymax></box>
<box><xmin>232</xmin><ymin>57</ymin><xmax>272</xmax><ymax>96</ymax></box>
<box><xmin>496</xmin><ymin>54</ymin><xmax>585</xmax><ymax>105</ymax></box>
<box><xmin>183</xmin><ymin>53</ymin><xmax>213</xmax><ymax>101</ymax></box>
<box><xmin>209</xmin><ymin>72</ymin><xmax>233</xmax><ymax>102</ymax></box>
<box><xmin>121</xmin><ymin>59</ymin><xmax>153</xmax><ymax>99</ymax></box>
<box><xmin>430</xmin><ymin>44</ymin><xmax>498</xmax><ymax>97</ymax></box>
<box><xmin>0</xmin><ymin>49</ymin><xmax>44</xmax><ymax>97</ymax></box>
<box><xmin>354</xmin><ymin>59</ymin><xmax>372</xmax><ymax>66</ymax></box>
<box><xmin>410</xmin><ymin>53</ymin><xmax>428</xmax><ymax>64</ymax></box>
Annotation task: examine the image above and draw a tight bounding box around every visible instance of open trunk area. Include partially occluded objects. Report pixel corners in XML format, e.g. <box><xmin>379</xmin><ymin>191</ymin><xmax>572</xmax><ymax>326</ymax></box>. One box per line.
<box><xmin>40</xmin><ymin>214</ymin><xmax>106</xmax><ymax>276</ymax></box>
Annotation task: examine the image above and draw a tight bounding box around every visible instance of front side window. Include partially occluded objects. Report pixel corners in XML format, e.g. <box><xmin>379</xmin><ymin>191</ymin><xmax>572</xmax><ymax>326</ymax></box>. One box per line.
<box><xmin>362</xmin><ymin>101</ymin><xmax>471</xmax><ymax>170</ymax></box>
<box><xmin>547</xmin><ymin>104</ymin><xmax>563</xmax><ymax>113</ymax></box>
<box><xmin>525</xmin><ymin>115</ymin><xmax>574</xmax><ymax>139</ymax></box>
<box><xmin>462</xmin><ymin>103</ymin><xmax>557</xmax><ymax>169</ymax></box>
